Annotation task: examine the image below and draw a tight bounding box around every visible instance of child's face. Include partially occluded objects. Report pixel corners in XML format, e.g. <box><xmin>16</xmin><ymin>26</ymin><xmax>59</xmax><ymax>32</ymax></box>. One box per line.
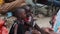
<box><xmin>20</xmin><ymin>11</ymin><xmax>26</xmax><ymax>18</ymax></box>
<box><xmin>17</xmin><ymin>10</ymin><xmax>26</xmax><ymax>19</ymax></box>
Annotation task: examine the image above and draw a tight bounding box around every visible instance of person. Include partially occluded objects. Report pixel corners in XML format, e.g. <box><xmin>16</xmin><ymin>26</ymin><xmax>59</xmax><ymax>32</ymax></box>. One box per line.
<box><xmin>21</xmin><ymin>5</ymin><xmax>44</xmax><ymax>33</ymax></box>
<box><xmin>21</xmin><ymin>5</ymin><xmax>48</xmax><ymax>34</ymax></box>
<box><xmin>22</xmin><ymin>5</ymin><xmax>57</xmax><ymax>34</ymax></box>
<box><xmin>21</xmin><ymin>5</ymin><xmax>40</xmax><ymax>31</ymax></box>
<box><xmin>9</xmin><ymin>7</ymin><xmax>41</xmax><ymax>34</ymax></box>
<box><xmin>22</xmin><ymin>5</ymin><xmax>33</xmax><ymax>25</ymax></box>
<box><xmin>9</xmin><ymin>8</ymin><xmax>27</xmax><ymax>34</ymax></box>
<box><xmin>9</xmin><ymin>5</ymin><xmax>57</xmax><ymax>34</ymax></box>
<box><xmin>0</xmin><ymin>19</ymin><xmax>8</xmax><ymax>34</ymax></box>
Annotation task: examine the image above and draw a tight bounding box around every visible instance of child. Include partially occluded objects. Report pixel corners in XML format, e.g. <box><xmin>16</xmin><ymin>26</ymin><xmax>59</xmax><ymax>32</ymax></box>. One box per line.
<box><xmin>22</xmin><ymin>5</ymin><xmax>42</xmax><ymax>34</ymax></box>
<box><xmin>0</xmin><ymin>19</ymin><xmax>8</xmax><ymax>34</ymax></box>
<box><xmin>9</xmin><ymin>8</ymin><xmax>27</xmax><ymax>34</ymax></box>
<box><xmin>22</xmin><ymin>5</ymin><xmax>34</xmax><ymax>26</ymax></box>
<box><xmin>9</xmin><ymin>6</ymin><xmax>41</xmax><ymax>34</ymax></box>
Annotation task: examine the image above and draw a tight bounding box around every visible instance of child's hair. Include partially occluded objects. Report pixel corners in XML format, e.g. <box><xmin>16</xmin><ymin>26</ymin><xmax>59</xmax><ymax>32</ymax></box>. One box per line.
<box><xmin>12</xmin><ymin>7</ymin><xmax>25</xmax><ymax>17</ymax></box>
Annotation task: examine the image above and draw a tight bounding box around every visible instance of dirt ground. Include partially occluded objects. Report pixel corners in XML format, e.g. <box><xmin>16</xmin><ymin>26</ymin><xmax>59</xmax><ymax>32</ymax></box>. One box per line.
<box><xmin>35</xmin><ymin>15</ymin><xmax>51</xmax><ymax>28</ymax></box>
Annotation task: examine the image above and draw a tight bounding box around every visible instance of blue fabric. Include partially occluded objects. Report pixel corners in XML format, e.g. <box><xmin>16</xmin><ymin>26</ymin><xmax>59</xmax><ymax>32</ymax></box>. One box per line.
<box><xmin>54</xmin><ymin>22</ymin><xmax>60</xmax><ymax>32</ymax></box>
<box><xmin>54</xmin><ymin>9</ymin><xmax>60</xmax><ymax>32</ymax></box>
<box><xmin>7</xmin><ymin>12</ymin><xmax>12</xmax><ymax>17</ymax></box>
<box><xmin>53</xmin><ymin>0</ymin><xmax>60</xmax><ymax>7</ymax></box>
<box><xmin>47</xmin><ymin>0</ymin><xmax>60</xmax><ymax>7</ymax></box>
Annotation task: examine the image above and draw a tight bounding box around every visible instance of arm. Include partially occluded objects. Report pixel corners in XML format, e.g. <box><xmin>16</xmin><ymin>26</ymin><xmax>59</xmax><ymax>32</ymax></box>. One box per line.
<box><xmin>0</xmin><ymin>0</ymin><xmax>25</xmax><ymax>13</ymax></box>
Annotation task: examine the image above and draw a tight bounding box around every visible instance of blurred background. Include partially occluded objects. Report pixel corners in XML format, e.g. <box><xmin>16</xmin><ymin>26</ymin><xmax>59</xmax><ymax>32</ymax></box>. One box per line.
<box><xmin>0</xmin><ymin>0</ymin><xmax>60</xmax><ymax>31</ymax></box>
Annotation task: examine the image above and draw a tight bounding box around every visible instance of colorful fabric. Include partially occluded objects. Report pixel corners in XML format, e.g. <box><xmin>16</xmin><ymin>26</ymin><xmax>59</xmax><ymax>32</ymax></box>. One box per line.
<box><xmin>54</xmin><ymin>9</ymin><xmax>60</xmax><ymax>32</ymax></box>
<box><xmin>0</xmin><ymin>19</ymin><xmax>8</xmax><ymax>34</ymax></box>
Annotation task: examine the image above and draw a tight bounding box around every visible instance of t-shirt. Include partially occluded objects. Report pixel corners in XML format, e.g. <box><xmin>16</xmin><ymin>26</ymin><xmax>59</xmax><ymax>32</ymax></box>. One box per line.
<box><xmin>9</xmin><ymin>20</ymin><xmax>25</xmax><ymax>34</ymax></box>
